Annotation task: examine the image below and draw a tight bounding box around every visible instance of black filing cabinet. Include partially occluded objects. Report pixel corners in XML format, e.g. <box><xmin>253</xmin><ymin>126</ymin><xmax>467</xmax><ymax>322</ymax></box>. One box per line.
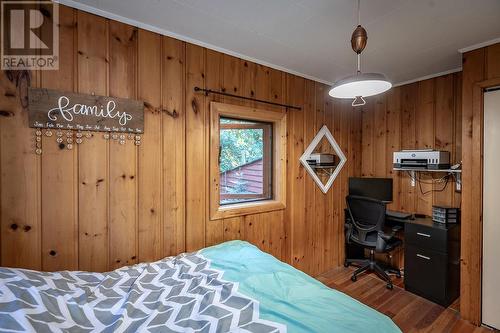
<box><xmin>404</xmin><ymin>218</ymin><xmax>460</xmax><ymax>307</ymax></box>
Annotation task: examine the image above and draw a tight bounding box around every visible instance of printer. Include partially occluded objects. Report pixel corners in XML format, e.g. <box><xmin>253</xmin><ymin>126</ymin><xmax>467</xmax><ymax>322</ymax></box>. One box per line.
<box><xmin>306</xmin><ymin>153</ymin><xmax>336</xmax><ymax>166</ymax></box>
<box><xmin>393</xmin><ymin>149</ymin><xmax>450</xmax><ymax>170</ymax></box>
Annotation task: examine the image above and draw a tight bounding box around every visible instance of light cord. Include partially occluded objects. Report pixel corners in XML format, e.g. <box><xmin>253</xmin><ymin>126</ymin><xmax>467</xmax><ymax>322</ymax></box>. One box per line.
<box><xmin>356</xmin><ymin>0</ymin><xmax>361</xmax><ymax>73</ymax></box>
<box><xmin>357</xmin><ymin>0</ymin><xmax>361</xmax><ymax>26</ymax></box>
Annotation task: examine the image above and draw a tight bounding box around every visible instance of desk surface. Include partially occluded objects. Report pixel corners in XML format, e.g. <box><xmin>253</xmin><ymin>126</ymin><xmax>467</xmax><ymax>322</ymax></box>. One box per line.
<box><xmin>387</xmin><ymin>215</ymin><xmax>460</xmax><ymax>232</ymax></box>
<box><xmin>405</xmin><ymin>217</ymin><xmax>459</xmax><ymax>230</ymax></box>
<box><xmin>344</xmin><ymin>208</ymin><xmax>458</xmax><ymax>229</ymax></box>
<box><xmin>385</xmin><ymin>214</ymin><xmax>413</xmax><ymax>224</ymax></box>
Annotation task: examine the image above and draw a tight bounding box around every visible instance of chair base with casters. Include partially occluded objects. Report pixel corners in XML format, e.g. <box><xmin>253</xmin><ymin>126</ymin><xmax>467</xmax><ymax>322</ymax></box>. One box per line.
<box><xmin>344</xmin><ymin>249</ymin><xmax>402</xmax><ymax>290</ymax></box>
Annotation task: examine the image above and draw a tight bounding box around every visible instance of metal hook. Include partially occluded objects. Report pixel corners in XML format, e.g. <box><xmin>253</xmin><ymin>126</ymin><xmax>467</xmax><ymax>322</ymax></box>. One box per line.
<box><xmin>352</xmin><ymin>96</ymin><xmax>366</xmax><ymax>107</ymax></box>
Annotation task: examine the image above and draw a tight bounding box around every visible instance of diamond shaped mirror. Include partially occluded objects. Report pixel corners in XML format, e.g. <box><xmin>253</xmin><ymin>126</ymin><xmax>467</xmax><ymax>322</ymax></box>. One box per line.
<box><xmin>300</xmin><ymin>125</ymin><xmax>347</xmax><ymax>193</ymax></box>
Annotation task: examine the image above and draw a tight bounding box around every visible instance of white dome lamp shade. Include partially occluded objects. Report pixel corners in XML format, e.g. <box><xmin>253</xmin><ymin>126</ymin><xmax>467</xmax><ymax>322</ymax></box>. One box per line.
<box><xmin>329</xmin><ymin>73</ymin><xmax>392</xmax><ymax>102</ymax></box>
<box><xmin>329</xmin><ymin>0</ymin><xmax>392</xmax><ymax>107</ymax></box>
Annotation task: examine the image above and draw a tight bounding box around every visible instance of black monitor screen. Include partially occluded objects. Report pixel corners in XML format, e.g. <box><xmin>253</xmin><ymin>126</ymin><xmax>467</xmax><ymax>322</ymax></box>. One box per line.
<box><xmin>348</xmin><ymin>177</ymin><xmax>393</xmax><ymax>202</ymax></box>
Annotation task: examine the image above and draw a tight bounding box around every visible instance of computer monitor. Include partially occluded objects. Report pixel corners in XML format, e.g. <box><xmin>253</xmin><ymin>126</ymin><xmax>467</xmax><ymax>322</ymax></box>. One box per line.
<box><xmin>348</xmin><ymin>177</ymin><xmax>393</xmax><ymax>203</ymax></box>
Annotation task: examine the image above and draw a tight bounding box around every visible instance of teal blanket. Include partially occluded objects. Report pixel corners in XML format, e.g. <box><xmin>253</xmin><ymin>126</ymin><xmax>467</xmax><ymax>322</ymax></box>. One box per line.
<box><xmin>202</xmin><ymin>240</ymin><xmax>401</xmax><ymax>333</ymax></box>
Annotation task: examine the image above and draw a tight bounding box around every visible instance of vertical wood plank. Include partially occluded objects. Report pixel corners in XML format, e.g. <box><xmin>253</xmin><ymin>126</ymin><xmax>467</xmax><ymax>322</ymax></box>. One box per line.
<box><xmin>244</xmin><ymin>213</ymin><xmax>265</xmax><ymax>252</ymax></box>
<box><xmin>137</xmin><ymin>30</ymin><xmax>162</xmax><ymax>262</ymax></box>
<box><xmin>257</xmin><ymin>65</ymin><xmax>286</xmax><ymax>258</ymax></box>
<box><xmin>268</xmin><ymin>210</ymin><xmax>285</xmax><ymax>260</ymax></box>
<box><xmin>162</xmin><ymin>36</ymin><xmax>186</xmax><ymax>255</ymax></box>
<box><xmin>185</xmin><ymin>44</ymin><xmax>206</xmax><ymax>251</ymax></box>
<box><xmin>486</xmin><ymin>43</ymin><xmax>500</xmax><ymax>79</ymax></box>
<box><xmin>286</xmin><ymin>74</ymin><xmax>306</xmax><ymax>269</ymax></box>
<box><xmin>222</xmin><ymin>55</ymin><xmax>241</xmax><ymax>105</ymax></box>
<box><xmin>40</xmin><ymin>5</ymin><xmax>78</xmax><ymax>271</ymax></box>
<box><xmin>348</xmin><ymin>106</ymin><xmax>363</xmax><ymax>178</ymax></box>
<box><xmin>361</xmin><ymin>102</ymin><xmax>374</xmax><ymax>177</ymax></box>
<box><xmin>433</xmin><ymin>74</ymin><xmax>455</xmax><ymax>207</ymax></box>
<box><xmin>452</xmin><ymin>73</ymin><xmax>462</xmax><ymax>208</ymax></box>
<box><xmin>334</xmin><ymin>100</ymin><xmax>347</xmax><ymax>268</ymax></box>
<box><xmin>400</xmin><ymin>83</ymin><xmax>418</xmax><ymax>213</ymax></box>
<box><xmin>205</xmin><ymin>49</ymin><xmax>224</xmax><ymax>247</ymax></box>
<box><xmin>415</xmin><ymin>79</ymin><xmax>435</xmax><ymax>215</ymax></box>
<box><xmin>373</xmin><ymin>95</ymin><xmax>387</xmax><ymax>177</ymax></box>
<box><xmin>338</xmin><ymin>100</ymin><xmax>351</xmax><ymax>267</ymax></box>
<box><xmin>302</xmin><ymin>79</ymin><xmax>316</xmax><ymax>274</ymax></box>
<box><xmin>269</xmin><ymin>68</ymin><xmax>285</xmax><ymax>113</ymax></box>
<box><xmin>0</xmin><ymin>73</ymin><xmax>41</xmax><ymax>269</ymax></box>
<box><xmin>223</xmin><ymin>217</ymin><xmax>244</xmax><ymax>241</ymax></box>
<box><xmin>313</xmin><ymin>83</ymin><xmax>326</xmax><ymax>275</ymax></box>
<box><xmin>324</xmin><ymin>94</ymin><xmax>335</xmax><ymax>268</ymax></box>
<box><xmin>386</xmin><ymin>88</ymin><xmax>401</xmax><ymax>211</ymax></box>
<box><xmin>460</xmin><ymin>48</ymin><xmax>486</xmax><ymax>324</ymax></box>
<box><xmin>76</xmin><ymin>11</ymin><xmax>109</xmax><ymax>272</ymax></box>
<box><xmin>240</xmin><ymin>60</ymin><xmax>256</xmax><ymax>101</ymax></box>
<box><xmin>108</xmin><ymin>21</ymin><xmax>138</xmax><ymax>269</ymax></box>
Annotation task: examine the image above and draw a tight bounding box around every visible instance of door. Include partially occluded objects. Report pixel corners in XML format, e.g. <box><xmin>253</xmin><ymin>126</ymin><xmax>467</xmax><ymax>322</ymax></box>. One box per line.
<box><xmin>483</xmin><ymin>88</ymin><xmax>500</xmax><ymax>330</ymax></box>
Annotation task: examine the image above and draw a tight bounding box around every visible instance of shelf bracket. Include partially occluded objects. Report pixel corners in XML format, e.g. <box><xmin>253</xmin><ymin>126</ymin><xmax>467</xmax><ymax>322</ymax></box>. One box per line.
<box><xmin>454</xmin><ymin>172</ymin><xmax>461</xmax><ymax>192</ymax></box>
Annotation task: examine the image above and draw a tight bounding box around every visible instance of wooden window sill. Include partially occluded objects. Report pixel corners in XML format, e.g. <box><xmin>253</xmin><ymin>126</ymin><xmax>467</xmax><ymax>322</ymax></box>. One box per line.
<box><xmin>210</xmin><ymin>199</ymin><xmax>285</xmax><ymax>220</ymax></box>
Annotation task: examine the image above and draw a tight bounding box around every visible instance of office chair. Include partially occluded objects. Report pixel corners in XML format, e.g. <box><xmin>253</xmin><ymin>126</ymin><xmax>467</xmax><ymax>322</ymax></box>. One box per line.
<box><xmin>344</xmin><ymin>195</ymin><xmax>402</xmax><ymax>289</ymax></box>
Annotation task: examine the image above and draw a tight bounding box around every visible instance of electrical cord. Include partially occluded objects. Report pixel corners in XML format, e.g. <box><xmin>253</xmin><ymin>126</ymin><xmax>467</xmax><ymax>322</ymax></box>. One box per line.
<box><xmin>406</xmin><ymin>171</ymin><xmax>449</xmax><ymax>184</ymax></box>
<box><xmin>405</xmin><ymin>170</ymin><xmax>451</xmax><ymax>195</ymax></box>
<box><xmin>418</xmin><ymin>175</ymin><xmax>449</xmax><ymax>195</ymax></box>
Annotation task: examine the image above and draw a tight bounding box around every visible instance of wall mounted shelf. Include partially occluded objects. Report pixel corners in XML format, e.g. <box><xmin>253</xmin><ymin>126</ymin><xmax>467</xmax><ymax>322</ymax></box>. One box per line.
<box><xmin>393</xmin><ymin>168</ymin><xmax>462</xmax><ymax>192</ymax></box>
<box><xmin>309</xmin><ymin>165</ymin><xmax>338</xmax><ymax>177</ymax></box>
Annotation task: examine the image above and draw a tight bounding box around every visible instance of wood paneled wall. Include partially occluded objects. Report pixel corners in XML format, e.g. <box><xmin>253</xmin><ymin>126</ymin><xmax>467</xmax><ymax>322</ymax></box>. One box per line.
<box><xmin>460</xmin><ymin>42</ymin><xmax>500</xmax><ymax>325</ymax></box>
<box><xmin>0</xmin><ymin>5</ymin><xmax>362</xmax><ymax>277</ymax></box>
<box><xmin>360</xmin><ymin>73</ymin><xmax>462</xmax><ymax>216</ymax></box>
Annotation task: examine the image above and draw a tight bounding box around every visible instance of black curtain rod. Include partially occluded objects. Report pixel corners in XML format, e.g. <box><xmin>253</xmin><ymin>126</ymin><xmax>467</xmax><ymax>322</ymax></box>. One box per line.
<box><xmin>193</xmin><ymin>87</ymin><xmax>301</xmax><ymax>110</ymax></box>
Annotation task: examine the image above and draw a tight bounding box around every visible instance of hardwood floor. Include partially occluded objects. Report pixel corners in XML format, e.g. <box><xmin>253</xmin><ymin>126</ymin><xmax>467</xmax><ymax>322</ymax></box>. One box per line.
<box><xmin>317</xmin><ymin>267</ymin><xmax>498</xmax><ymax>333</ymax></box>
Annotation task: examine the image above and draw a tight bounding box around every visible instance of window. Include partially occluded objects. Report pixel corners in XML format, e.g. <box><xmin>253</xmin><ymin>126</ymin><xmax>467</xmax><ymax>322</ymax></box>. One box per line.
<box><xmin>219</xmin><ymin>117</ymin><xmax>272</xmax><ymax>205</ymax></box>
<box><xmin>210</xmin><ymin>102</ymin><xmax>286</xmax><ymax>220</ymax></box>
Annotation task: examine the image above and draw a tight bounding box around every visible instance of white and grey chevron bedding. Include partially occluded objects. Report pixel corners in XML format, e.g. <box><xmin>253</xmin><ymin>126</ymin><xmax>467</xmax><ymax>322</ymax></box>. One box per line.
<box><xmin>0</xmin><ymin>251</ymin><xmax>284</xmax><ymax>333</ymax></box>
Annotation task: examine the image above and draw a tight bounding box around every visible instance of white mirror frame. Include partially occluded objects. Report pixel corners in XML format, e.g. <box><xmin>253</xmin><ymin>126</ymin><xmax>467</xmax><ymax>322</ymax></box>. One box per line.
<box><xmin>299</xmin><ymin>125</ymin><xmax>347</xmax><ymax>194</ymax></box>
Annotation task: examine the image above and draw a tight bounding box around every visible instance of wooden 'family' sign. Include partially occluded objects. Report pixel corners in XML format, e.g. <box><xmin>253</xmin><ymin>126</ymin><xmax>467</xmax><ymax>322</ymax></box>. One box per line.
<box><xmin>28</xmin><ymin>88</ymin><xmax>144</xmax><ymax>133</ymax></box>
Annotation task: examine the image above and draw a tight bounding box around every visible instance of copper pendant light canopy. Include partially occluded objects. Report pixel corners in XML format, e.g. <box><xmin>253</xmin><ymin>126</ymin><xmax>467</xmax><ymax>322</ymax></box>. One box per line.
<box><xmin>351</xmin><ymin>25</ymin><xmax>367</xmax><ymax>54</ymax></box>
<box><xmin>329</xmin><ymin>0</ymin><xmax>391</xmax><ymax>106</ymax></box>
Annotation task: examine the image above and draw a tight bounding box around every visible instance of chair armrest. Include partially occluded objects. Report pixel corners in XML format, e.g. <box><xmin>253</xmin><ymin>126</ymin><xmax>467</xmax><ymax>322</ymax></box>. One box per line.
<box><xmin>379</xmin><ymin>225</ymin><xmax>402</xmax><ymax>240</ymax></box>
<box><xmin>344</xmin><ymin>222</ymin><xmax>353</xmax><ymax>244</ymax></box>
<box><xmin>376</xmin><ymin>227</ymin><xmax>400</xmax><ymax>252</ymax></box>
<box><xmin>392</xmin><ymin>225</ymin><xmax>402</xmax><ymax>233</ymax></box>
<box><xmin>377</xmin><ymin>231</ymin><xmax>393</xmax><ymax>242</ymax></box>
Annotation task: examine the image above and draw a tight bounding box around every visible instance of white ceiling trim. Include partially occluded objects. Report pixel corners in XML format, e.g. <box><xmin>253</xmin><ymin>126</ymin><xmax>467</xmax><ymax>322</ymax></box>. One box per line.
<box><xmin>55</xmin><ymin>0</ymin><xmax>473</xmax><ymax>89</ymax></box>
<box><xmin>392</xmin><ymin>67</ymin><xmax>462</xmax><ymax>88</ymax></box>
<box><xmin>458</xmin><ymin>37</ymin><xmax>500</xmax><ymax>54</ymax></box>
<box><xmin>55</xmin><ymin>0</ymin><xmax>333</xmax><ymax>85</ymax></box>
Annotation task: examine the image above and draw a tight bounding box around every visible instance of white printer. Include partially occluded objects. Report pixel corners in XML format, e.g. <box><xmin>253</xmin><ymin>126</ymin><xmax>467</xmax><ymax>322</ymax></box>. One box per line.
<box><xmin>393</xmin><ymin>149</ymin><xmax>450</xmax><ymax>170</ymax></box>
<box><xmin>306</xmin><ymin>153</ymin><xmax>336</xmax><ymax>166</ymax></box>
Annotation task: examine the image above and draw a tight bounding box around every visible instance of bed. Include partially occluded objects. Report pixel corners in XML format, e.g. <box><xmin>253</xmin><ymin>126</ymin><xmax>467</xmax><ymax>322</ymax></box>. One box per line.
<box><xmin>0</xmin><ymin>240</ymin><xmax>401</xmax><ymax>332</ymax></box>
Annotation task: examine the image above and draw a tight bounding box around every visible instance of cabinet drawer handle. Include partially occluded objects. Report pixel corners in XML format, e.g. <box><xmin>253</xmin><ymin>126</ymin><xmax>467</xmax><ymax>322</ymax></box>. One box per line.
<box><xmin>416</xmin><ymin>232</ymin><xmax>431</xmax><ymax>238</ymax></box>
<box><xmin>417</xmin><ymin>254</ymin><xmax>431</xmax><ymax>260</ymax></box>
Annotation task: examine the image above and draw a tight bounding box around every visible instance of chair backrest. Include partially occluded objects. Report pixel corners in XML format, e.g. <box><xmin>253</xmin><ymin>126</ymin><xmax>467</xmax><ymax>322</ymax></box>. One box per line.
<box><xmin>346</xmin><ymin>195</ymin><xmax>386</xmax><ymax>247</ymax></box>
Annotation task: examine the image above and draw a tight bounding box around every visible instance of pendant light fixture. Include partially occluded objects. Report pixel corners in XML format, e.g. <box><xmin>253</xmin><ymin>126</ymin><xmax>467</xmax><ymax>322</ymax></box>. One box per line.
<box><xmin>329</xmin><ymin>0</ymin><xmax>392</xmax><ymax>106</ymax></box>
